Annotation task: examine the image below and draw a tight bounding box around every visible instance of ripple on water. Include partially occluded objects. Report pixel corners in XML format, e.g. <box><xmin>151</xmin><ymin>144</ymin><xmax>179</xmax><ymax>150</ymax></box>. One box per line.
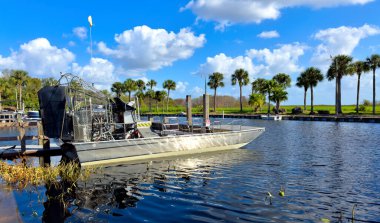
<box><xmin>3</xmin><ymin>120</ymin><xmax>380</xmax><ymax>222</ymax></box>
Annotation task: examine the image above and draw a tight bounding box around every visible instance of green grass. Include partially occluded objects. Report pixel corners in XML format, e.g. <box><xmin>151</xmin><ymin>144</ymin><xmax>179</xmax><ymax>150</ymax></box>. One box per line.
<box><xmin>141</xmin><ymin>105</ymin><xmax>380</xmax><ymax>115</ymax></box>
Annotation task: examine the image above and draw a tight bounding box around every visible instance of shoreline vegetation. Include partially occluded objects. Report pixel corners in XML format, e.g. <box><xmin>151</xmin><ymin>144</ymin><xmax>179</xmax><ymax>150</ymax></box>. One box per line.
<box><xmin>139</xmin><ymin>105</ymin><xmax>380</xmax><ymax>116</ymax></box>
<box><xmin>1</xmin><ymin>54</ymin><xmax>380</xmax><ymax>116</ymax></box>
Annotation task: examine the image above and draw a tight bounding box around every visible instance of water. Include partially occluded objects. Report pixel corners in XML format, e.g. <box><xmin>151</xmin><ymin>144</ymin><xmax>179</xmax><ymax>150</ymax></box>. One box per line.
<box><xmin>1</xmin><ymin>120</ymin><xmax>380</xmax><ymax>222</ymax></box>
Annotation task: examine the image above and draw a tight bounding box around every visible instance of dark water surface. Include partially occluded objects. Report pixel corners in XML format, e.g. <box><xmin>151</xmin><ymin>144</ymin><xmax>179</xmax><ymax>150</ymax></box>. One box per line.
<box><xmin>1</xmin><ymin>120</ymin><xmax>380</xmax><ymax>222</ymax></box>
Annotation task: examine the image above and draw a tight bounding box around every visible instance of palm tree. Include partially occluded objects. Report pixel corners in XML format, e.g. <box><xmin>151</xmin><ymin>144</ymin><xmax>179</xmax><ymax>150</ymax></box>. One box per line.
<box><xmin>248</xmin><ymin>93</ymin><xmax>265</xmax><ymax>112</ymax></box>
<box><xmin>41</xmin><ymin>77</ymin><xmax>58</xmax><ymax>87</ymax></box>
<box><xmin>272</xmin><ymin>73</ymin><xmax>291</xmax><ymax>88</ymax></box>
<box><xmin>296</xmin><ymin>72</ymin><xmax>309</xmax><ymax>111</ymax></box>
<box><xmin>135</xmin><ymin>79</ymin><xmax>146</xmax><ymax>105</ymax></box>
<box><xmin>111</xmin><ymin>82</ymin><xmax>125</xmax><ymax>97</ymax></box>
<box><xmin>231</xmin><ymin>69</ymin><xmax>250</xmax><ymax>112</ymax></box>
<box><xmin>270</xmin><ymin>87</ymin><xmax>288</xmax><ymax>112</ymax></box>
<box><xmin>366</xmin><ymin>54</ymin><xmax>380</xmax><ymax>114</ymax></box>
<box><xmin>207</xmin><ymin>72</ymin><xmax>224</xmax><ymax>112</ymax></box>
<box><xmin>302</xmin><ymin>67</ymin><xmax>324</xmax><ymax>114</ymax></box>
<box><xmin>146</xmin><ymin>79</ymin><xmax>157</xmax><ymax>112</ymax></box>
<box><xmin>124</xmin><ymin>79</ymin><xmax>137</xmax><ymax>101</ymax></box>
<box><xmin>163</xmin><ymin>80</ymin><xmax>176</xmax><ymax>112</ymax></box>
<box><xmin>251</xmin><ymin>78</ymin><xmax>267</xmax><ymax>94</ymax></box>
<box><xmin>327</xmin><ymin>55</ymin><xmax>353</xmax><ymax>114</ymax></box>
<box><xmin>350</xmin><ymin>61</ymin><xmax>370</xmax><ymax>113</ymax></box>
<box><xmin>10</xmin><ymin>70</ymin><xmax>28</xmax><ymax>110</ymax></box>
<box><xmin>154</xmin><ymin>90</ymin><xmax>167</xmax><ymax>113</ymax></box>
<box><xmin>0</xmin><ymin>78</ymin><xmax>7</xmax><ymax>111</ymax></box>
<box><xmin>272</xmin><ymin>73</ymin><xmax>291</xmax><ymax>111</ymax></box>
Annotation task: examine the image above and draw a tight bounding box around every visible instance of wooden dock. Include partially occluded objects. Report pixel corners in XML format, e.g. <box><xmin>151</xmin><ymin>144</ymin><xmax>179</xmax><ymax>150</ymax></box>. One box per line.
<box><xmin>0</xmin><ymin>145</ymin><xmax>62</xmax><ymax>159</ymax></box>
<box><xmin>0</xmin><ymin>120</ymin><xmax>62</xmax><ymax>160</ymax></box>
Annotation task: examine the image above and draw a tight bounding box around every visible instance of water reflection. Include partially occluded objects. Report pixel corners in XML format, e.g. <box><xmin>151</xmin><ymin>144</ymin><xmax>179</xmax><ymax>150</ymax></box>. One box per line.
<box><xmin>6</xmin><ymin>120</ymin><xmax>380</xmax><ymax>222</ymax></box>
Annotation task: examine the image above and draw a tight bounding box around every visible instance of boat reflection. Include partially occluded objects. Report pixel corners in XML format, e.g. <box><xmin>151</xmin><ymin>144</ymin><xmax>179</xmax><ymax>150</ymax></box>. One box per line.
<box><xmin>42</xmin><ymin>149</ymin><xmax>252</xmax><ymax>222</ymax></box>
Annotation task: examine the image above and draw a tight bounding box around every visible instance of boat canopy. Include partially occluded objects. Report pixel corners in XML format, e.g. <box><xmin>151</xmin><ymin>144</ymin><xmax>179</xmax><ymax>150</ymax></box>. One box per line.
<box><xmin>38</xmin><ymin>73</ymin><xmax>138</xmax><ymax>142</ymax></box>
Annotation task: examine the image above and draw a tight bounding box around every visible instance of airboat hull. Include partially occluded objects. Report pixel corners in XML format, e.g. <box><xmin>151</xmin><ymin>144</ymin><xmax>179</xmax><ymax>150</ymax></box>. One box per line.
<box><xmin>70</xmin><ymin>126</ymin><xmax>264</xmax><ymax>166</ymax></box>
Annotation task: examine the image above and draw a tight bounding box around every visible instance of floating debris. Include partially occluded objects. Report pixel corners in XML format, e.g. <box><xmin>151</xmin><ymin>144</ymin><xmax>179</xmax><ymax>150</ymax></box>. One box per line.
<box><xmin>279</xmin><ymin>186</ymin><xmax>285</xmax><ymax>197</ymax></box>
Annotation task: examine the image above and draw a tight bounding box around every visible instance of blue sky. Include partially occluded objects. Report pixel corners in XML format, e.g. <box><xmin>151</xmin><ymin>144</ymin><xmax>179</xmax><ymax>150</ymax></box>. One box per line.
<box><xmin>1</xmin><ymin>0</ymin><xmax>380</xmax><ymax>105</ymax></box>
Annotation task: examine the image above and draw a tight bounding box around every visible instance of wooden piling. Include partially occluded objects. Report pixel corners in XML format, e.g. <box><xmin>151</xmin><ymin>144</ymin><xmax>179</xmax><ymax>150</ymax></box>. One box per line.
<box><xmin>16</xmin><ymin>114</ymin><xmax>26</xmax><ymax>153</ymax></box>
<box><xmin>203</xmin><ymin>94</ymin><xmax>210</xmax><ymax>127</ymax></box>
<box><xmin>38</xmin><ymin>121</ymin><xmax>51</xmax><ymax>166</ymax></box>
<box><xmin>186</xmin><ymin>95</ymin><xmax>192</xmax><ymax>125</ymax></box>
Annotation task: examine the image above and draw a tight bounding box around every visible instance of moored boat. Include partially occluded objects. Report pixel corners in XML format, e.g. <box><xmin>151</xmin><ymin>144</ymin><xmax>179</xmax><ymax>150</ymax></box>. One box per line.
<box><xmin>38</xmin><ymin>74</ymin><xmax>265</xmax><ymax>165</ymax></box>
<box><xmin>261</xmin><ymin>114</ymin><xmax>282</xmax><ymax>121</ymax></box>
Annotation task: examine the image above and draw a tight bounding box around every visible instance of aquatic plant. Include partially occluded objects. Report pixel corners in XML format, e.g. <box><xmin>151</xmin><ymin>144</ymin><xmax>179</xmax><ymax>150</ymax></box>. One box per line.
<box><xmin>0</xmin><ymin>159</ymin><xmax>97</xmax><ymax>190</ymax></box>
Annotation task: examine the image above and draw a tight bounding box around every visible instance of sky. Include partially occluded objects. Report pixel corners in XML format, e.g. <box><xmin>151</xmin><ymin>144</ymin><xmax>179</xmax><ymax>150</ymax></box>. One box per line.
<box><xmin>1</xmin><ymin>0</ymin><xmax>380</xmax><ymax>105</ymax></box>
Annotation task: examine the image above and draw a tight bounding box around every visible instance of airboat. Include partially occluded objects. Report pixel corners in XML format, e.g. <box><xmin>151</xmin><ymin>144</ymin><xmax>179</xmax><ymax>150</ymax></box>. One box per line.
<box><xmin>38</xmin><ymin>74</ymin><xmax>265</xmax><ymax>166</ymax></box>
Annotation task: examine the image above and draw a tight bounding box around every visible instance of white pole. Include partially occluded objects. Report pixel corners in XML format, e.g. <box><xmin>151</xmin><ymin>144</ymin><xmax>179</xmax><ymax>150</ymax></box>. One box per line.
<box><xmin>90</xmin><ymin>26</ymin><xmax>93</xmax><ymax>60</ymax></box>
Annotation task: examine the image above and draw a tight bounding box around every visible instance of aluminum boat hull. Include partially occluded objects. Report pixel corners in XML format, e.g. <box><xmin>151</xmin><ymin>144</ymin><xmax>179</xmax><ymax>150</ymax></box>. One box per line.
<box><xmin>70</xmin><ymin>127</ymin><xmax>265</xmax><ymax>166</ymax></box>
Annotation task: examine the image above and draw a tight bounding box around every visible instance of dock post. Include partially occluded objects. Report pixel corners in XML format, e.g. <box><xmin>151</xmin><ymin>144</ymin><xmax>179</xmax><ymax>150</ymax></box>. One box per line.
<box><xmin>186</xmin><ymin>95</ymin><xmax>192</xmax><ymax>126</ymax></box>
<box><xmin>203</xmin><ymin>94</ymin><xmax>210</xmax><ymax>129</ymax></box>
<box><xmin>16</xmin><ymin>114</ymin><xmax>26</xmax><ymax>153</ymax></box>
<box><xmin>38</xmin><ymin>121</ymin><xmax>51</xmax><ymax>166</ymax></box>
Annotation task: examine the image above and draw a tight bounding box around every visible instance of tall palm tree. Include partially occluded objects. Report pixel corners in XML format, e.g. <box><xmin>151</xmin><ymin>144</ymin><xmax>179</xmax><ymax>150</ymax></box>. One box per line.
<box><xmin>272</xmin><ymin>73</ymin><xmax>291</xmax><ymax>111</ymax></box>
<box><xmin>366</xmin><ymin>54</ymin><xmax>380</xmax><ymax>114</ymax></box>
<box><xmin>111</xmin><ymin>82</ymin><xmax>125</xmax><ymax>97</ymax></box>
<box><xmin>251</xmin><ymin>78</ymin><xmax>267</xmax><ymax>94</ymax></box>
<box><xmin>231</xmin><ymin>69</ymin><xmax>250</xmax><ymax>112</ymax></box>
<box><xmin>154</xmin><ymin>90</ymin><xmax>167</xmax><ymax>113</ymax></box>
<box><xmin>146</xmin><ymin>79</ymin><xmax>157</xmax><ymax>112</ymax></box>
<box><xmin>302</xmin><ymin>67</ymin><xmax>324</xmax><ymax>114</ymax></box>
<box><xmin>124</xmin><ymin>79</ymin><xmax>137</xmax><ymax>101</ymax></box>
<box><xmin>10</xmin><ymin>70</ymin><xmax>28</xmax><ymax>110</ymax></box>
<box><xmin>296</xmin><ymin>72</ymin><xmax>309</xmax><ymax>111</ymax></box>
<box><xmin>272</xmin><ymin>73</ymin><xmax>291</xmax><ymax>88</ymax></box>
<box><xmin>350</xmin><ymin>61</ymin><xmax>370</xmax><ymax>113</ymax></box>
<box><xmin>207</xmin><ymin>72</ymin><xmax>224</xmax><ymax>112</ymax></box>
<box><xmin>327</xmin><ymin>55</ymin><xmax>353</xmax><ymax>115</ymax></box>
<box><xmin>270</xmin><ymin>87</ymin><xmax>288</xmax><ymax>112</ymax></box>
<box><xmin>163</xmin><ymin>80</ymin><xmax>176</xmax><ymax>112</ymax></box>
<box><xmin>135</xmin><ymin>79</ymin><xmax>146</xmax><ymax>105</ymax></box>
<box><xmin>0</xmin><ymin>78</ymin><xmax>7</xmax><ymax>111</ymax></box>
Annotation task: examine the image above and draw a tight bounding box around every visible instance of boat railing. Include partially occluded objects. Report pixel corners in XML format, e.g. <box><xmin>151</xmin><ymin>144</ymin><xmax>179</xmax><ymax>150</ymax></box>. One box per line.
<box><xmin>223</xmin><ymin>119</ymin><xmax>248</xmax><ymax>131</ymax></box>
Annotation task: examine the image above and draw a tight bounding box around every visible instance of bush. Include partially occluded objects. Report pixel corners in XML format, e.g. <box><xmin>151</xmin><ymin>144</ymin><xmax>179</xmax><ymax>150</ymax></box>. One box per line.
<box><xmin>317</xmin><ymin>110</ymin><xmax>329</xmax><ymax>115</ymax></box>
<box><xmin>363</xmin><ymin>99</ymin><xmax>371</xmax><ymax>106</ymax></box>
<box><xmin>272</xmin><ymin>107</ymin><xmax>286</xmax><ymax>114</ymax></box>
<box><xmin>358</xmin><ymin>104</ymin><xmax>366</xmax><ymax>112</ymax></box>
<box><xmin>291</xmin><ymin>107</ymin><xmax>303</xmax><ymax>114</ymax></box>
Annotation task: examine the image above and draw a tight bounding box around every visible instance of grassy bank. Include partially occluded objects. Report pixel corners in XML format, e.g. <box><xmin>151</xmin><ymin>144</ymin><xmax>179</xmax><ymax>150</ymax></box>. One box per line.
<box><xmin>141</xmin><ymin>105</ymin><xmax>380</xmax><ymax>115</ymax></box>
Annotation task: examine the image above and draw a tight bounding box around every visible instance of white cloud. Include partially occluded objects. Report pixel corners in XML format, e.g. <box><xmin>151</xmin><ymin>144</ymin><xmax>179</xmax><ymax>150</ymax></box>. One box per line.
<box><xmin>257</xmin><ymin>30</ymin><xmax>280</xmax><ymax>39</ymax></box>
<box><xmin>311</xmin><ymin>24</ymin><xmax>380</xmax><ymax>70</ymax></box>
<box><xmin>68</xmin><ymin>41</ymin><xmax>76</xmax><ymax>47</ymax></box>
<box><xmin>73</xmin><ymin>27</ymin><xmax>88</xmax><ymax>40</ymax></box>
<box><xmin>98</xmin><ymin>25</ymin><xmax>206</xmax><ymax>71</ymax></box>
<box><xmin>182</xmin><ymin>0</ymin><xmax>373</xmax><ymax>30</ymax></box>
<box><xmin>246</xmin><ymin>43</ymin><xmax>307</xmax><ymax>75</ymax></box>
<box><xmin>72</xmin><ymin>57</ymin><xmax>117</xmax><ymax>89</ymax></box>
<box><xmin>191</xmin><ymin>86</ymin><xmax>204</xmax><ymax>96</ymax></box>
<box><xmin>198</xmin><ymin>53</ymin><xmax>255</xmax><ymax>77</ymax></box>
<box><xmin>0</xmin><ymin>38</ymin><xmax>75</xmax><ymax>77</ymax></box>
<box><xmin>176</xmin><ymin>81</ymin><xmax>189</xmax><ymax>93</ymax></box>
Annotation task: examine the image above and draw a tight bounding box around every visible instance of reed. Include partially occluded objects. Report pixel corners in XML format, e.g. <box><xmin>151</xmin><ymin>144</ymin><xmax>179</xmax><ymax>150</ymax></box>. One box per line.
<box><xmin>0</xmin><ymin>159</ymin><xmax>97</xmax><ymax>190</ymax></box>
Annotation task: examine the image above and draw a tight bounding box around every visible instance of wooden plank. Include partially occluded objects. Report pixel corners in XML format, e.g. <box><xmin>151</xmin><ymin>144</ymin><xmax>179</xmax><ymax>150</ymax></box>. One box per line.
<box><xmin>0</xmin><ymin>135</ymin><xmax>39</xmax><ymax>141</ymax></box>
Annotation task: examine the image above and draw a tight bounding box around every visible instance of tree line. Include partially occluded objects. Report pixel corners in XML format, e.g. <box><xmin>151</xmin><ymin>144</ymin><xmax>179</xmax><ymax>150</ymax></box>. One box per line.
<box><xmin>204</xmin><ymin>54</ymin><xmax>380</xmax><ymax>115</ymax></box>
<box><xmin>1</xmin><ymin>53</ymin><xmax>379</xmax><ymax>115</ymax></box>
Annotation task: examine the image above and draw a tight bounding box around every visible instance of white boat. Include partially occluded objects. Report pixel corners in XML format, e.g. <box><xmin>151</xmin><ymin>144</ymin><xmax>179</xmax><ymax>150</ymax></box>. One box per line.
<box><xmin>38</xmin><ymin>74</ymin><xmax>265</xmax><ymax>166</ymax></box>
<box><xmin>261</xmin><ymin>114</ymin><xmax>282</xmax><ymax>121</ymax></box>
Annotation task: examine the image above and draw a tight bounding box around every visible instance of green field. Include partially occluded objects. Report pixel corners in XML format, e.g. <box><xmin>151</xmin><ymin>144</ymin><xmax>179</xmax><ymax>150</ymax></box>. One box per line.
<box><xmin>141</xmin><ymin>105</ymin><xmax>380</xmax><ymax>115</ymax></box>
